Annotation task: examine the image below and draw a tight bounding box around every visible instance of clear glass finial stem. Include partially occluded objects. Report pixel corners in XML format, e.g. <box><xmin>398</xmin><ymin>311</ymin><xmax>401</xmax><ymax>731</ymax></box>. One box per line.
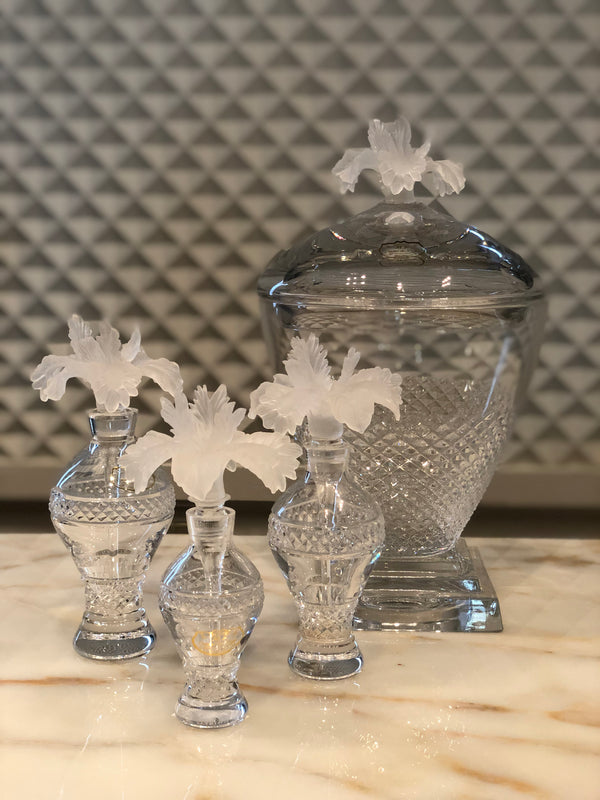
<box><xmin>186</xmin><ymin>505</ymin><xmax>232</xmax><ymax>593</ymax></box>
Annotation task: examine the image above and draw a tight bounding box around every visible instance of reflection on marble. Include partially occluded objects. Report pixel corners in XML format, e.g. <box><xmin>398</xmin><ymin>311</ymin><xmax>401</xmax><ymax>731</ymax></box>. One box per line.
<box><xmin>1</xmin><ymin>533</ymin><xmax>599</xmax><ymax>799</ymax></box>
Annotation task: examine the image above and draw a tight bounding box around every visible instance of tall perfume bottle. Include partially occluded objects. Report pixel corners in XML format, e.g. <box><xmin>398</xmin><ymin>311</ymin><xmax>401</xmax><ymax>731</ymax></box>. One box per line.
<box><xmin>50</xmin><ymin>408</ymin><xmax>175</xmax><ymax>659</ymax></box>
<box><xmin>160</xmin><ymin>504</ymin><xmax>264</xmax><ymax>728</ymax></box>
<box><xmin>31</xmin><ymin>315</ymin><xmax>182</xmax><ymax>660</ymax></box>
<box><xmin>250</xmin><ymin>335</ymin><xmax>401</xmax><ymax>679</ymax></box>
<box><xmin>121</xmin><ymin>384</ymin><xmax>300</xmax><ymax>726</ymax></box>
<box><xmin>269</xmin><ymin>435</ymin><xmax>384</xmax><ymax>679</ymax></box>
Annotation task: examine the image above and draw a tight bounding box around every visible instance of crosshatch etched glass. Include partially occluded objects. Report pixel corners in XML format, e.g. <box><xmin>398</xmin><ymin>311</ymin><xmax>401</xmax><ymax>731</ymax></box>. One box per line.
<box><xmin>345</xmin><ymin>349</ymin><xmax>516</xmax><ymax>558</ymax></box>
<box><xmin>259</xmin><ymin>200</ymin><xmax>545</xmax><ymax>631</ymax></box>
<box><xmin>159</xmin><ymin>505</ymin><xmax>264</xmax><ymax>729</ymax></box>
<box><xmin>50</xmin><ymin>408</ymin><xmax>175</xmax><ymax>659</ymax></box>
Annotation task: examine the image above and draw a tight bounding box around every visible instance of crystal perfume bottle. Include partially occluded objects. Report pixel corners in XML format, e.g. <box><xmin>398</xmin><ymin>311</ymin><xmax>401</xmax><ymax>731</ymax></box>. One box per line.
<box><xmin>121</xmin><ymin>384</ymin><xmax>299</xmax><ymax>725</ymax></box>
<box><xmin>50</xmin><ymin>408</ymin><xmax>175</xmax><ymax>659</ymax></box>
<box><xmin>250</xmin><ymin>335</ymin><xmax>400</xmax><ymax>679</ymax></box>
<box><xmin>31</xmin><ymin>315</ymin><xmax>182</xmax><ymax>659</ymax></box>
<box><xmin>269</xmin><ymin>436</ymin><xmax>384</xmax><ymax>680</ymax></box>
<box><xmin>160</xmin><ymin>505</ymin><xmax>264</xmax><ymax>728</ymax></box>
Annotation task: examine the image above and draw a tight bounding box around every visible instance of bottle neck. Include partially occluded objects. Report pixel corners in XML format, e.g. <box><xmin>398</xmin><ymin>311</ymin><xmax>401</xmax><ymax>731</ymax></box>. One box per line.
<box><xmin>88</xmin><ymin>408</ymin><xmax>137</xmax><ymax>496</ymax></box>
<box><xmin>89</xmin><ymin>408</ymin><xmax>137</xmax><ymax>446</ymax></box>
<box><xmin>306</xmin><ymin>438</ymin><xmax>348</xmax><ymax>484</ymax></box>
<box><xmin>186</xmin><ymin>505</ymin><xmax>235</xmax><ymax>593</ymax></box>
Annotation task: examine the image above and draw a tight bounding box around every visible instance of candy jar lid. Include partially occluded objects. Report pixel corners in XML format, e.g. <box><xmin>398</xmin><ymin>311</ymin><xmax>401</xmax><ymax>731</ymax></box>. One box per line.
<box><xmin>258</xmin><ymin>118</ymin><xmax>544</xmax><ymax>313</ymax></box>
<box><xmin>259</xmin><ymin>200</ymin><xmax>544</xmax><ymax>311</ymax></box>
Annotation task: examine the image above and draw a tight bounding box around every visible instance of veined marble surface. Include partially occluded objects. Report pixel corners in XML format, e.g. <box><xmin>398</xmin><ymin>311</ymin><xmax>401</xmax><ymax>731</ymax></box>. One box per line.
<box><xmin>1</xmin><ymin>533</ymin><xmax>599</xmax><ymax>800</ymax></box>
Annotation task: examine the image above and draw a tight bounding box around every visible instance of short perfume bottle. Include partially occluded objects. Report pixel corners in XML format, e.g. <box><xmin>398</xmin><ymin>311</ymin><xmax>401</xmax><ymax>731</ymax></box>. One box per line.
<box><xmin>120</xmin><ymin>383</ymin><xmax>300</xmax><ymax>725</ymax></box>
<box><xmin>160</xmin><ymin>505</ymin><xmax>264</xmax><ymax>728</ymax></box>
<box><xmin>269</xmin><ymin>435</ymin><xmax>384</xmax><ymax>680</ymax></box>
<box><xmin>50</xmin><ymin>408</ymin><xmax>175</xmax><ymax>660</ymax></box>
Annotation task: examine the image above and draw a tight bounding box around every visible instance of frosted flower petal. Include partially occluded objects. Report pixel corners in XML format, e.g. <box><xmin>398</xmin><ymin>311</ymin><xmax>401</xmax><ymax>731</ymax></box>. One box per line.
<box><xmin>332</xmin><ymin>116</ymin><xmax>464</xmax><ymax>197</ymax></box>
<box><xmin>228</xmin><ymin>431</ymin><xmax>300</xmax><ymax>493</ymax></box>
<box><xmin>423</xmin><ymin>157</ymin><xmax>466</xmax><ymax>197</ymax></box>
<box><xmin>250</xmin><ymin>335</ymin><xmax>403</xmax><ymax>438</ymax></box>
<box><xmin>120</xmin><ymin>385</ymin><xmax>301</xmax><ymax>503</ymax></box>
<box><xmin>31</xmin><ymin>314</ymin><xmax>182</xmax><ymax>411</ymax></box>
<box><xmin>332</xmin><ymin>148</ymin><xmax>378</xmax><ymax>193</ymax></box>
<box><xmin>120</xmin><ymin>431</ymin><xmax>175</xmax><ymax>494</ymax></box>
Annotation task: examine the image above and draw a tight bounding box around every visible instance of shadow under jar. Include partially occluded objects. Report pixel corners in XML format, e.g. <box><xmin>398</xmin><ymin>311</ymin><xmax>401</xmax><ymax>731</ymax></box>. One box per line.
<box><xmin>258</xmin><ymin>201</ymin><xmax>545</xmax><ymax>632</ymax></box>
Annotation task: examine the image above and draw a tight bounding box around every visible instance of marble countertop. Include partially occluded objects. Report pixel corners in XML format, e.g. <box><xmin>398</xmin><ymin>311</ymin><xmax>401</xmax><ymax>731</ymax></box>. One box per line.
<box><xmin>2</xmin><ymin>532</ymin><xmax>599</xmax><ymax>800</ymax></box>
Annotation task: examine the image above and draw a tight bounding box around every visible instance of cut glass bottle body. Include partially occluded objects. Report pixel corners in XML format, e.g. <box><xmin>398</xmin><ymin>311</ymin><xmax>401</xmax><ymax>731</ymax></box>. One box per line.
<box><xmin>50</xmin><ymin>409</ymin><xmax>175</xmax><ymax>660</ymax></box>
<box><xmin>259</xmin><ymin>201</ymin><xmax>545</xmax><ymax>631</ymax></box>
<box><xmin>160</xmin><ymin>506</ymin><xmax>264</xmax><ymax>728</ymax></box>
<box><xmin>269</xmin><ymin>440</ymin><xmax>384</xmax><ymax>679</ymax></box>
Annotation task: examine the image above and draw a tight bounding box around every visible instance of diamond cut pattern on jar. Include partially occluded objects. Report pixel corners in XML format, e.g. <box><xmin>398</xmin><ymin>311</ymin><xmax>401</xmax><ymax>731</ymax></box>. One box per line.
<box><xmin>346</xmin><ymin>376</ymin><xmax>514</xmax><ymax>556</ymax></box>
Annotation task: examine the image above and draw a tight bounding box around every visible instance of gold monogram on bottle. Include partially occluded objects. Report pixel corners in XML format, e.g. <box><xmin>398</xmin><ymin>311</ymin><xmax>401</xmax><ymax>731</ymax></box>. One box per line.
<box><xmin>191</xmin><ymin>626</ymin><xmax>244</xmax><ymax>656</ymax></box>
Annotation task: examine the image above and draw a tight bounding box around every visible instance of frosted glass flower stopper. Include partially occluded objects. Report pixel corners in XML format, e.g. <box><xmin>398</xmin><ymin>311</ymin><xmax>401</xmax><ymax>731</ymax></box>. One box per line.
<box><xmin>332</xmin><ymin>117</ymin><xmax>465</xmax><ymax>197</ymax></box>
<box><xmin>31</xmin><ymin>315</ymin><xmax>182</xmax><ymax>413</ymax></box>
<box><xmin>249</xmin><ymin>335</ymin><xmax>402</xmax><ymax>441</ymax></box>
<box><xmin>120</xmin><ymin>385</ymin><xmax>301</xmax><ymax>506</ymax></box>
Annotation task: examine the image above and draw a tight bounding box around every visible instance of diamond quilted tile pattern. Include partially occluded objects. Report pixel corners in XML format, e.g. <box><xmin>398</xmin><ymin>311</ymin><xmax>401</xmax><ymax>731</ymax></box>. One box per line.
<box><xmin>1</xmin><ymin>0</ymin><xmax>598</xmax><ymax>486</ymax></box>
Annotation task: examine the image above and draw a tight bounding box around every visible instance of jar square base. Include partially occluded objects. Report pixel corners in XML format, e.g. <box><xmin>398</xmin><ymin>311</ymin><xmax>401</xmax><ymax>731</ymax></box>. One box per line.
<box><xmin>354</xmin><ymin>540</ymin><xmax>502</xmax><ymax>632</ymax></box>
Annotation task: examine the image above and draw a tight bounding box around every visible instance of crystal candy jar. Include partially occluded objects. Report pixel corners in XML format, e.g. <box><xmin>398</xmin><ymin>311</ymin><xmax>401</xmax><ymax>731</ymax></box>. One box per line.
<box><xmin>160</xmin><ymin>506</ymin><xmax>264</xmax><ymax>728</ymax></box>
<box><xmin>269</xmin><ymin>438</ymin><xmax>384</xmax><ymax>679</ymax></box>
<box><xmin>50</xmin><ymin>408</ymin><xmax>175</xmax><ymax>659</ymax></box>
<box><xmin>259</xmin><ymin>201</ymin><xmax>545</xmax><ymax>632</ymax></box>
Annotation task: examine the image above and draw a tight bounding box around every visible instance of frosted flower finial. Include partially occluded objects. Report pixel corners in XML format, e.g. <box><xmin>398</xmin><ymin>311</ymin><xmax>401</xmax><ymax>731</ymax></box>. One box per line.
<box><xmin>31</xmin><ymin>314</ymin><xmax>183</xmax><ymax>413</ymax></box>
<box><xmin>120</xmin><ymin>385</ymin><xmax>301</xmax><ymax>505</ymax></box>
<box><xmin>332</xmin><ymin>117</ymin><xmax>465</xmax><ymax>197</ymax></box>
<box><xmin>249</xmin><ymin>335</ymin><xmax>402</xmax><ymax>440</ymax></box>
